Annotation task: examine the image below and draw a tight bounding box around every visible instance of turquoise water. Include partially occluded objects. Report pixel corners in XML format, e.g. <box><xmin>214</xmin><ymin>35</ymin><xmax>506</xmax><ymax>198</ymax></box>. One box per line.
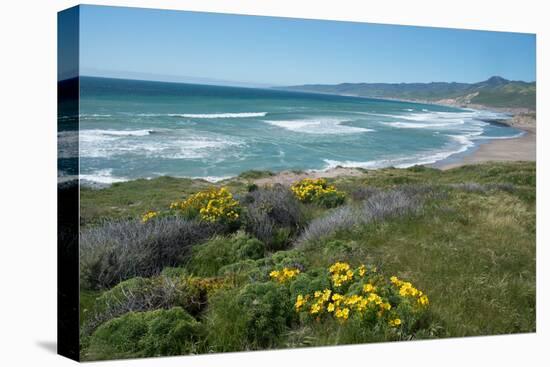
<box><xmin>67</xmin><ymin>77</ymin><xmax>523</xmax><ymax>183</ymax></box>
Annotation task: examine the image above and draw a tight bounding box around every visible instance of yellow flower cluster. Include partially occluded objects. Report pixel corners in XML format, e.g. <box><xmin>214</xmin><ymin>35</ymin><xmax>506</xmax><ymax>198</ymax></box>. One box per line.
<box><xmin>290</xmin><ymin>178</ymin><xmax>344</xmax><ymax>203</ymax></box>
<box><xmin>171</xmin><ymin>187</ymin><xmax>240</xmax><ymax>222</ymax></box>
<box><xmin>390</xmin><ymin>276</ymin><xmax>429</xmax><ymax>307</ymax></box>
<box><xmin>307</xmin><ymin>289</ymin><xmax>333</xmax><ymax>315</ymax></box>
<box><xmin>295</xmin><ymin>284</ymin><xmax>392</xmax><ymax>322</ymax></box>
<box><xmin>329</xmin><ymin>262</ymin><xmax>355</xmax><ymax>287</ymax></box>
<box><xmin>141</xmin><ymin>210</ymin><xmax>159</xmax><ymax>223</ymax></box>
<box><xmin>270</xmin><ymin>267</ymin><xmax>301</xmax><ymax>283</ymax></box>
<box><xmin>287</xmin><ymin>263</ymin><xmax>430</xmax><ymax>327</ymax></box>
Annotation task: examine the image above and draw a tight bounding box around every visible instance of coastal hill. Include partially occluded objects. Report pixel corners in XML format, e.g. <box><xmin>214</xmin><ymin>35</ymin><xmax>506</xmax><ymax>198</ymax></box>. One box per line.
<box><xmin>280</xmin><ymin>76</ymin><xmax>536</xmax><ymax>111</ymax></box>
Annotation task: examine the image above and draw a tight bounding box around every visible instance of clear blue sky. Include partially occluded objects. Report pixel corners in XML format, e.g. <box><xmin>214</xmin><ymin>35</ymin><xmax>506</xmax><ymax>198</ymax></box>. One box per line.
<box><xmin>74</xmin><ymin>5</ymin><xmax>536</xmax><ymax>86</ymax></box>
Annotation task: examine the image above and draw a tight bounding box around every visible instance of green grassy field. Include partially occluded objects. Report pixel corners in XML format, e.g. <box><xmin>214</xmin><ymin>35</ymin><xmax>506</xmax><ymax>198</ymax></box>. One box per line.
<box><xmin>79</xmin><ymin>161</ymin><xmax>536</xmax><ymax>360</ymax></box>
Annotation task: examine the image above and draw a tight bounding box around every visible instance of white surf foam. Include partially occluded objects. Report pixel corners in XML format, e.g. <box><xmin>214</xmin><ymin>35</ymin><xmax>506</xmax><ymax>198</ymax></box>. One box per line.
<box><xmin>78</xmin><ymin>129</ymin><xmax>244</xmax><ymax>160</ymax></box>
<box><xmin>264</xmin><ymin>117</ymin><xmax>373</xmax><ymax>135</ymax></box>
<box><xmin>136</xmin><ymin>112</ymin><xmax>268</xmax><ymax>119</ymax></box>
<box><xmin>191</xmin><ymin>175</ymin><xmax>234</xmax><ymax>182</ymax></box>
<box><xmin>82</xmin><ymin>129</ymin><xmax>153</xmax><ymax>137</ymax></box>
<box><xmin>384</xmin><ymin>120</ymin><xmax>465</xmax><ymax>129</ymax></box>
<box><xmin>378</xmin><ymin>109</ymin><xmax>507</xmax><ymax>132</ymax></box>
<box><xmin>322</xmin><ymin>131</ymin><xmax>481</xmax><ymax>170</ymax></box>
<box><xmin>472</xmin><ymin>132</ymin><xmax>525</xmax><ymax>140</ymax></box>
<box><xmin>79</xmin><ymin>114</ymin><xmax>113</xmax><ymax>120</ymax></box>
<box><xmin>79</xmin><ymin>169</ymin><xmax>128</xmax><ymax>184</ymax></box>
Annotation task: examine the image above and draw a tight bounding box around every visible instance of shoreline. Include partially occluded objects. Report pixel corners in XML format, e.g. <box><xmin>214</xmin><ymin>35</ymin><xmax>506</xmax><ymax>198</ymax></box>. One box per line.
<box><xmin>435</xmin><ymin>113</ymin><xmax>536</xmax><ymax>170</ymax></box>
<box><xmin>74</xmin><ymin>102</ymin><xmax>536</xmax><ymax>189</ymax></box>
<box><xmin>436</xmin><ymin>126</ymin><xmax>536</xmax><ymax>170</ymax></box>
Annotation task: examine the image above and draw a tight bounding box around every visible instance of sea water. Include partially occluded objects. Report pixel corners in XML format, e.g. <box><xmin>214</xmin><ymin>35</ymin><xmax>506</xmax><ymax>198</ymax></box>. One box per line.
<box><xmin>61</xmin><ymin>77</ymin><xmax>523</xmax><ymax>183</ymax></box>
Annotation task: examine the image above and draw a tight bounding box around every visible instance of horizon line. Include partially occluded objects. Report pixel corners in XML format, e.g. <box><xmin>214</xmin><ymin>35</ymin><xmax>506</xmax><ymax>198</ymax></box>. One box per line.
<box><xmin>60</xmin><ymin>73</ymin><xmax>536</xmax><ymax>87</ymax></box>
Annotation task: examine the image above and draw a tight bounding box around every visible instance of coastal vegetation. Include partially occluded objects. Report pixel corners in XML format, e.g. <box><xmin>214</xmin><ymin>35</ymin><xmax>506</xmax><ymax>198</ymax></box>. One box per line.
<box><xmin>79</xmin><ymin>161</ymin><xmax>536</xmax><ymax>360</ymax></box>
<box><xmin>282</xmin><ymin>76</ymin><xmax>536</xmax><ymax>110</ymax></box>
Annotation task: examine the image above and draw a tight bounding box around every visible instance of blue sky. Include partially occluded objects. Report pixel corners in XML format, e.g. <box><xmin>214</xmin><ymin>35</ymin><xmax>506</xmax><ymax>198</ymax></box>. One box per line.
<box><xmin>73</xmin><ymin>5</ymin><xmax>536</xmax><ymax>86</ymax></box>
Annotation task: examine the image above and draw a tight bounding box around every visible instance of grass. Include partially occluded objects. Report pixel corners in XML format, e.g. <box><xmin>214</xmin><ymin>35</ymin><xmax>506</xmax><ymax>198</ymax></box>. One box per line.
<box><xmin>300</xmin><ymin>186</ymin><xmax>535</xmax><ymax>336</ymax></box>
<box><xmin>80</xmin><ymin>176</ymin><xmax>248</xmax><ymax>225</ymax></box>
<box><xmin>79</xmin><ymin>161</ymin><xmax>536</xmax><ymax>359</ymax></box>
<box><xmin>80</xmin><ymin>289</ymin><xmax>101</xmax><ymax>327</ymax></box>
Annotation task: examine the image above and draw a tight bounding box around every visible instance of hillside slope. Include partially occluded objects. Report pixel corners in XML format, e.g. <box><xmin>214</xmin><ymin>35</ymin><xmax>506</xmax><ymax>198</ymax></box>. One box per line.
<box><xmin>281</xmin><ymin>76</ymin><xmax>536</xmax><ymax>110</ymax></box>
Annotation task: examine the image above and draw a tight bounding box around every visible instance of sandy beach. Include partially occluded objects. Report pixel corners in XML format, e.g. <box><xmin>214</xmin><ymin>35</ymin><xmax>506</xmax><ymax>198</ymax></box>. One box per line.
<box><xmin>438</xmin><ymin>115</ymin><xmax>536</xmax><ymax>170</ymax></box>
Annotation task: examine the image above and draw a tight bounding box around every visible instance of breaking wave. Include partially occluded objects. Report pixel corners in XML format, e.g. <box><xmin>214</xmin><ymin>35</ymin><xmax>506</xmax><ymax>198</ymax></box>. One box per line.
<box><xmin>264</xmin><ymin>117</ymin><xmax>373</xmax><ymax>135</ymax></box>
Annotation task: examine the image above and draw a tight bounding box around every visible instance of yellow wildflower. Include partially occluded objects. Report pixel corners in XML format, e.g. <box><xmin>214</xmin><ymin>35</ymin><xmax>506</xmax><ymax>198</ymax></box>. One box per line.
<box><xmin>389</xmin><ymin>318</ymin><xmax>402</xmax><ymax>327</ymax></box>
<box><xmin>270</xmin><ymin>267</ymin><xmax>300</xmax><ymax>283</ymax></box>
<box><xmin>175</xmin><ymin>187</ymin><xmax>240</xmax><ymax>222</ymax></box>
<box><xmin>334</xmin><ymin>307</ymin><xmax>350</xmax><ymax>321</ymax></box>
<box><xmin>141</xmin><ymin>210</ymin><xmax>159</xmax><ymax>223</ymax></box>
<box><xmin>363</xmin><ymin>283</ymin><xmax>377</xmax><ymax>293</ymax></box>
<box><xmin>418</xmin><ymin>295</ymin><xmax>429</xmax><ymax>306</ymax></box>
<box><xmin>295</xmin><ymin>295</ymin><xmax>306</xmax><ymax>311</ymax></box>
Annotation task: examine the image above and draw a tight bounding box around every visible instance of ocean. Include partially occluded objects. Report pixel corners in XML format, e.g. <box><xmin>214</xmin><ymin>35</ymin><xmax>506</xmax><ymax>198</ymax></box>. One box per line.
<box><xmin>62</xmin><ymin>77</ymin><xmax>523</xmax><ymax>183</ymax></box>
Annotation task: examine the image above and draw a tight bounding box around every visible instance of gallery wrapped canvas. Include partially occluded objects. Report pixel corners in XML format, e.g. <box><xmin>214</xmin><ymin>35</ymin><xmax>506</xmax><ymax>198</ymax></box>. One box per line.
<box><xmin>58</xmin><ymin>5</ymin><xmax>536</xmax><ymax>362</ymax></box>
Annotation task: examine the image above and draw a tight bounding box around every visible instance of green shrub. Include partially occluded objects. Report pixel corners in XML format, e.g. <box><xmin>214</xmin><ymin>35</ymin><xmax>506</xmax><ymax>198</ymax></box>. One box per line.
<box><xmin>247</xmin><ymin>183</ymin><xmax>259</xmax><ymax>192</ymax></box>
<box><xmin>218</xmin><ymin>259</ymin><xmax>263</xmax><ymax>286</ymax></box>
<box><xmin>84</xmin><ymin>274</ymin><xmax>224</xmax><ymax>335</ymax></box>
<box><xmin>289</xmin><ymin>270</ymin><xmax>331</xmax><ymax>302</ymax></box>
<box><xmin>238</xmin><ymin>282</ymin><xmax>293</xmax><ymax>347</ymax></box>
<box><xmin>315</xmin><ymin>190</ymin><xmax>346</xmax><ymax>208</ymax></box>
<box><xmin>84</xmin><ymin>307</ymin><xmax>202</xmax><ymax>360</ymax></box>
<box><xmin>188</xmin><ymin>232</ymin><xmax>265</xmax><ymax>276</ymax></box>
<box><xmin>267</xmin><ymin>249</ymin><xmax>309</xmax><ymax>270</ymax></box>
<box><xmin>207</xmin><ymin>282</ymin><xmax>293</xmax><ymax>351</ymax></box>
<box><xmin>288</xmin><ymin>262</ymin><xmax>433</xmax><ymax>341</ymax></box>
<box><xmin>204</xmin><ymin>289</ymin><xmax>248</xmax><ymax>352</ymax></box>
<box><xmin>160</xmin><ymin>266</ymin><xmax>188</xmax><ymax>278</ymax></box>
<box><xmin>319</xmin><ymin>239</ymin><xmax>363</xmax><ymax>264</ymax></box>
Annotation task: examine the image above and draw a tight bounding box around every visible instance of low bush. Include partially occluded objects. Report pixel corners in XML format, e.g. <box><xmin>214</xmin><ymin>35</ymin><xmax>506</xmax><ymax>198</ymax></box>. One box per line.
<box><xmin>187</xmin><ymin>232</ymin><xmax>265</xmax><ymax>277</ymax></box>
<box><xmin>80</xmin><ymin>217</ymin><xmax>223</xmax><ymax>289</ymax></box>
<box><xmin>83</xmin><ymin>274</ymin><xmax>225</xmax><ymax>335</ymax></box>
<box><xmin>218</xmin><ymin>259</ymin><xmax>264</xmax><ymax>286</ymax></box>
<box><xmin>242</xmin><ymin>185</ymin><xmax>303</xmax><ymax>250</ymax></box>
<box><xmin>299</xmin><ymin>188</ymin><xmax>425</xmax><ymax>244</ymax></box>
<box><xmin>291</xmin><ymin>178</ymin><xmax>346</xmax><ymax>208</ymax></box>
<box><xmin>206</xmin><ymin>282</ymin><xmax>293</xmax><ymax>351</ymax></box>
<box><xmin>84</xmin><ymin>307</ymin><xmax>202</xmax><ymax>360</ymax></box>
<box><xmin>287</xmin><ymin>262</ymin><xmax>432</xmax><ymax>340</ymax></box>
<box><xmin>170</xmin><ymin>187</ymin><xmax>241</xmax><ymax>224</ymax></box>
<box><xmin>262</xmin><ymin>248</ymin><xmax>310</xmax><ymax>271</ymax></box>
<box><xmin>321</xmin><ymin>239</ymin><xmax>359</xmax><ymax>264</ymax></box>
<box><xmin>361</xmin><ymin>189</ymin><xmax>423</xmax><ymax>222</ymax></box>
<box><xmin>289</xmin><ymin>269</ymin><xmax>331</xmax><ymax>302</ymax></box>
<box><xmin>298</xmin><ymin>205</ymin><xmax>357</xmax><ymax>244</ymax></box>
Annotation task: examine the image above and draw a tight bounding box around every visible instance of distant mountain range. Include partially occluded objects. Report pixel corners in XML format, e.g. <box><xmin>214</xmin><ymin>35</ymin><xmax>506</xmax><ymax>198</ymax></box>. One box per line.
<box><xmin>280</xmin><ymin>76</ymin><xmax>536</xmax><ymax>111</ymax></box>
